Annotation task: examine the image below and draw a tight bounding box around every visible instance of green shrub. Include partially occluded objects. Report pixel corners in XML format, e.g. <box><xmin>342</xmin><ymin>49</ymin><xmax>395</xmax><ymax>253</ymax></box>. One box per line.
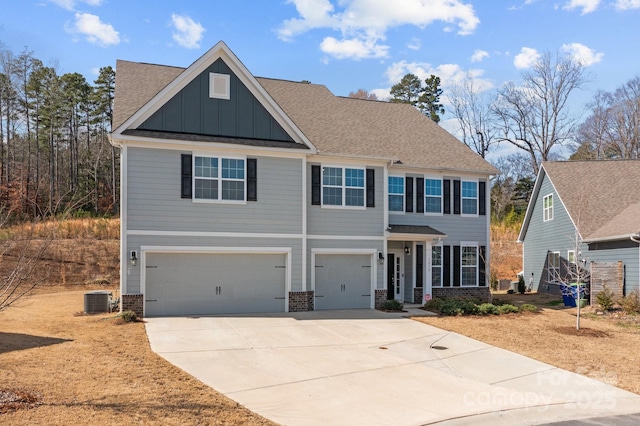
<box><xmin>519</xmin><ymin>303</ymin><xmax>538</xmax><ymax>313</ymax></box>
<box><xmin>618</xmin><ymin>290</ymin><xmax>640</xmax><ymax>314</ymax></box>
<box><xmin>517</xmin><ymin>275</ymin><xmax>526</xmax><ymax>294</ymax></box>
<box><xmin>477</xmin><ymin>303</ymin><xmax>499</xmax><ymax>315</ymax></box>
<box><xmin>596</xmin><ymin>285</ymin><xmax>615</xmax><ymax>311</ymax></box>
<box><xmin>440</xmin><ymin>298</ymin><xmax>478</xmax><ymax>316</ymax></box>
<box><xmin>119</xmin><ymin>310</ymin><xmax>137</xmax><ymax>322</ymax></box>
<box><xmin>498</xmin><ymin>304</ymin><xmax>519</xmax><ymax>314</ymax></box>
<box><xmin>423</xmin><ymin>298</ymin><xmax>444</xmax><ymax>312</ymax></box>
<box><xmin>382</xmin><ymin>299</ymin><xmax>404</xmax><ymax>311</ymax></box>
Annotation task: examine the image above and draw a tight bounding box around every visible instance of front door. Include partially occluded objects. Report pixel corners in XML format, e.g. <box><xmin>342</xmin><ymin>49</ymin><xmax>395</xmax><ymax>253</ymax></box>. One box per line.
<box><xmin>386</xmin><ymin>251</ymin><xmax>403</xmax><ymax>300</ymax></box>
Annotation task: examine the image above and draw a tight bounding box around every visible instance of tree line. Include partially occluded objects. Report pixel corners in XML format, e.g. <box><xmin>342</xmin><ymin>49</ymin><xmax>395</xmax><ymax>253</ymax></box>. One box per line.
<box><xmin>0</xmin><ymin>47</ymin><xmax>117</xmax><ymax>222</ymax></box>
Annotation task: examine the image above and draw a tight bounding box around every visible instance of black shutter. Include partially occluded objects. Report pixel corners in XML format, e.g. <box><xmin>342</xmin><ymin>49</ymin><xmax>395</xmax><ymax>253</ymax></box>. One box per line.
<box><xmin>247</xmin><ymin>158</ymin><xmax>257</xmax><ymax>201</ymax></box>
<box><xmin>416</xmin><ymin>178</ymin><xmax>424</xmax><ymax>213</ymax></box>
<box><xmin>366</xmin><ymin>168</ymin><xmax>375</xmax><ymax>208</ymax></box>
<box><xmin>443</xmin><ymin>245</ymin><xmax>451</xmax><ymax>287</ymax></box>
<box><xmin>479</xmin><ymin>181</ymin><xmax>486</xmax><ymax>216</ymax></box>
<box><xmin>479</xmin><ymin>246</ymin><xmax>486</xmax><ymax>286</ymax></box>
<box><xmin>181</xmin><ymin>154</ymin><xmax>192</xmax><ymax>199</ymax></box>
<box><xmin>453</xmin><ymin>245</ymin><xmax>461</xmax><ymax>287</ymax></box>
<box><xmin>416</xmin><ymin>245</ymin><xmax>424</xmax><ymax>288</ymax></box>
<box><xmin>443</xmin><ymin>179</ymin><xmax>451</xmax><ymax>214</ymax></box>
<box><xmin>311</xmin><ymin>165</ymin><xmax>321</xmax><ymax>205</ymax></box>
<box><xmin>453</xmin><ymin>179</ymin><xmax>461</xmax><ymax>215</ymax></box>
<box><xmin>405</xmin><ymin>177</ymin><xmax>413</xmax><ymax>213</ymax></box>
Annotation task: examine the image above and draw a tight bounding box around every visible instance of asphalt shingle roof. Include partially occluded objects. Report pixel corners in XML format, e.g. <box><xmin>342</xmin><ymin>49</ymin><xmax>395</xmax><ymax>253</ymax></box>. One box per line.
<box><xmin>543</xmin><ymin>160</ymin><xmax>640</xmax><ymax>241</ymax></box>
<box><xmin>113</xmin><ymin>59</ymin><xmax>497</xmax><ymax>174</ymax></box>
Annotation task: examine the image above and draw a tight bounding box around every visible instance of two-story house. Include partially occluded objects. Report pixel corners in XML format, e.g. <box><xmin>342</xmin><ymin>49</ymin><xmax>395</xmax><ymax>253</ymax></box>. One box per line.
<box><xmin>110</xmin><ymin>41</ymin><xmax>498</xmax><ymax>317</ymax></box>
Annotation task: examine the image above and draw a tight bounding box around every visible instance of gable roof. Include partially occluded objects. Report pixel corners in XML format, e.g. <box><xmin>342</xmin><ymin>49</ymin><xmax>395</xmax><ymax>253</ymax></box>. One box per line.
<box><xmin>518</xmin><ymin>160</ymin><xmax>640</xmax><ymax>242</ymax></box>
<box><xmin>112</xmin><ymin>42</ymin><xmax>497</xmax><ymax>174</ymax></box>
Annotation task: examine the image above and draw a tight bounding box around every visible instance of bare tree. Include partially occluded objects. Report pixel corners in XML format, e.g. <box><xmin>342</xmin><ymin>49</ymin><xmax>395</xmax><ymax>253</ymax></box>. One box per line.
<box><xmin>449</xmin><ymin>76</ymin><xmax>497</xmax><ymax>158</ymax></box>
<box><xmin>492</xmin><ymin>52</ymin><xmax>589</xmax><ymax>174</ymax></box>
<box><xmin>348</xmin><ymin>88</ymin><xmax>378</xmax><ymax>101</ymax></box>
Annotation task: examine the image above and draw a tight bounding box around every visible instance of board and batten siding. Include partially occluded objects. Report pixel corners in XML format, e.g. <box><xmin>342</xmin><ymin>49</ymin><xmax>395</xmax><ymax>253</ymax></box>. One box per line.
<box><xmin>126</xmin><ymin>147</ymin><xmax>303</xmax><ymax>234</ymax></box>
<box><xmin>307</xmin><ymin>164</ymin><xmax>385</xmax><ymax>236</ymax></box>
<box><xmin>139</xmin><ymin>58</ymin><xmax>293</xmax><ymax>142</ymax></box>
<box><xmin>522</xmin><ymin>175</ymin><xmax>587</xmax><ymax>292</ymax></box>
<box><xmin>124</xmin><ymin>235</ymin><xmax>303</xmax><ymax>294</ymax></box>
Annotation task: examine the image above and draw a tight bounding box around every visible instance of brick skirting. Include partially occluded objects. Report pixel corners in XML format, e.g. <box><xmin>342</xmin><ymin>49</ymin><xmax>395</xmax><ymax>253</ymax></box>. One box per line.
<box><xmin>374</xmin><ymin>289</ymin><xmax>387</xmax><ymax>309</ymax></box>
<box><xmin>432</xmin><ymin>287</ymin><xmax>491</xmax><ymax>302</ymax></box>
<box><xmin>413</xmin><ymin>287</ymin><xmax>423</xmax><ymax>304</ymax></box>
<box><xmin>289</xmin><ymin>291</ymin><xmax>314</xmax><ymax>312</ymax></box>
<box><xmin>121</xmin><ymin>294</ymin><xmax>144</xmax><ymax>317</ymax></box>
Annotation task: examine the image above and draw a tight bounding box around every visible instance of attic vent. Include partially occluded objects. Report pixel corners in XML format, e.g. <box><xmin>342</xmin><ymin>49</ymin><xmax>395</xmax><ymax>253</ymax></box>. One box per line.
<box><xmin>209</xmin><ymin>72</ymin><xmax>230</xmax><ymax>100</ymax></box>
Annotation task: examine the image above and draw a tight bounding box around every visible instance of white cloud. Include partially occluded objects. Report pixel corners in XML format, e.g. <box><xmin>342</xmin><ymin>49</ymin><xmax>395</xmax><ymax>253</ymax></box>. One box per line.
<box><xmin>407</xmin><ymin>38</ymin><xmax>421</xmax><ymax>50</ymax></box>
<box><xmin>170</xmin><ymin>14</ymin><xmax>205</xmax><ymax>49</ymax></box>
<box><xmin>383</xmin><ymin>60</ymin><xmax>492</xmax><ymax>92</ymax></box>
<box><xmin>514</xmin><ymin>47</ymin><xmax>540</xmax><ymax>69</ymax></box>
<box><xmin>278</xmin><ymin>0</ymin><xmax>480</xmax><ymax>60</ymax></box>
<box><xmin>563</xmin><ymin>0</ymin><xmax>601</xmax><ymax>14</ymax></box>
<box><xmin>561</xmin><ymin>42</ymin><xmax>603</xmax><ymax>66</ymax></box>
<box><xmin>616</xmin><ymin>0</ymin><xmax>640</xmax><ymax>9</ymax></box>
<box><xmin>67</xmin><ymin>12</ymin><xmax>120</xmax><ymax>46</ymax></box>
<box><xmin>320</xmin><ymin>36</ymin><xmax>388</xmax><ymax>59</ymax></box>
<box><xmin>470</xmin><ymin>49</ymin><xmax>489</xmax><ymax>63</ymax></box>
<box><xmin>50</xmin><ymin>0</ymin><xmax>102</xmax><ymax>11</ymax></box>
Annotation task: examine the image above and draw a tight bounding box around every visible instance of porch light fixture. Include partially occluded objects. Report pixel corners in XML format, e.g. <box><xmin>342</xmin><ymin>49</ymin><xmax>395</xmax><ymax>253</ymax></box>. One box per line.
<box><xmin>378</xmin><ymin>251</ymin><xmax>384</xmax><ymax>263</ymax></box>
<box><xmin>130</xmin><ymin>250</ymin><xmax>138</xmax><ymax>266</ymax></box>
<box><xmin>404</xmin><ymin>246</ymin><xmax>410</xmax><ymax>255</ymax></box>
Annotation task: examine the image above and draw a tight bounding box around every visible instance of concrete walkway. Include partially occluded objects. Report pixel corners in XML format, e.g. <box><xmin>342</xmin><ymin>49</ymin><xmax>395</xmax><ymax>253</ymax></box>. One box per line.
<box><xmin>145</xmin><ymin>308</ymin><xmax>640</xmax><ymax>425</ymax></box>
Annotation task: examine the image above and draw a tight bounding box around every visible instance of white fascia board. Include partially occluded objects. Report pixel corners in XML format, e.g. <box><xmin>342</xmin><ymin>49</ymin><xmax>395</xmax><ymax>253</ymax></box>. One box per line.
<box><xmin>390</xmin><ymin>164</ymin><xmax>492</xmax><ymax>179</ymax></box>
<box><xmin>309</xmin><ymin>153</ymin><xmax>392</xmax><ymax>167</ymax></box>
<box><xmin>583</xmin><ymin>233</ymin><xmax>636</xmax><ymax>243</ymax></box>
<box><xmin>112</xmin><ymin>41</ymin><xmax>316</xmax><ymax>153</ymax></box>
<box><xmin>517</xmin><ymin>166</ymin><xmax>545</xmax><ymax>243</ymax></box>
<box><xmin>109</xmin><ymin>135</ymin><xmax>310</xmax><ymax>159</ymax></box>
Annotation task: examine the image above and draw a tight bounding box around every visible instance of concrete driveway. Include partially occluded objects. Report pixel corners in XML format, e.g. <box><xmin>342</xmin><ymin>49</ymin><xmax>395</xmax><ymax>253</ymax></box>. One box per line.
<box><xmin>145</xmin><ymin>308</ymin><xmax>640</xmax><ymax>425</ymax></box>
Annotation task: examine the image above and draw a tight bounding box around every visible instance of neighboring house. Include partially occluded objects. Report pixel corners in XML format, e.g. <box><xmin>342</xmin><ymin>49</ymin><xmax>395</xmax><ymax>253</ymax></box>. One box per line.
<box><xmin>110</xmin><ymin>41</ymin><xmax>497</xmax><ymax>317</ymax></box>
<box><xmin>518</xmin><ymin>160</ymin><xmax>640</xmax><ymax>295</ymax></box>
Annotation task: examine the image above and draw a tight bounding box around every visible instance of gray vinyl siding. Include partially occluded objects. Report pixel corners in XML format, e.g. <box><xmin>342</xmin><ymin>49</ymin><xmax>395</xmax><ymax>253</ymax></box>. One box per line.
<box><xmin>522</xmin><ymin>175</ymin><xmax>586</xmax><ymax>292</ymax></box>
<box><xmin>307</xmin><ymin>239</ymin><xmax>384</xmax><ymax>291</ymax></box>
<box><xmin>126</xmin><ymin>147</ymin><xmax>303</xmax><ymax>234</ymax></box>
<box><xmin>587</xmin><ymin>242</ymin><xmax>639</xmax><ymax>294</ymax></box>
<box><xmin>307</xmin><ymin>164</ymin><xmax>385</xmax><ymax>236</ymax></box>
<box><xmin>124</xmin><ymin>235</ymin><xmax>303</xmax><ymax>294</ymax></box>
<box><xmin>139</xmin><ymin>58</ymin><xmax>293</xmax><ymax>142</ymax></box>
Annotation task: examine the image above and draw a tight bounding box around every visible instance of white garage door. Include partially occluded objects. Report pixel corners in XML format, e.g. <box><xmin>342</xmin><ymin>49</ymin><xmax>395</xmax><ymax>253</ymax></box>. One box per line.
<box><xmin>314</xmin><ymin>254</ymin><xmax>372</xmax><ymax>310</ymax></box>
<box><xmin>144</xmin><ymin>252</ymin><xmax>286</xmax><ymax>317</ymax></box>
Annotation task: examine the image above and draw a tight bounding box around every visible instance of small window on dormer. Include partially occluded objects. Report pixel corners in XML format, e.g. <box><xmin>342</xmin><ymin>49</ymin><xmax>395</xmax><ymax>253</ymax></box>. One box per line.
<box><xmin>209</xmin><ymin>73</ymin><xmax>230</xmax><ymax>100</ymax></box>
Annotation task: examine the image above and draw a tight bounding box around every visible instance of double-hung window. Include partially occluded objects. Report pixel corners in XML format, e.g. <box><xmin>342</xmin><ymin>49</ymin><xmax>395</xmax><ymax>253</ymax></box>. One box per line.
<box><xmin>322</xmin><ymin>166</ymin><xmax>365</xmax><ymax>207</ymax></box>
<box><xmin>432</xmin><ymin>245</ymin><xmax>442</xmax><ymax>287</ymax></box>
<box><xmin>543</xmin><ymin>194</ymin><xmax>553</xmax><ymax>221</ymax></box>
<box><xmin>194</xmin><ymin>156</ymin><xmax>245</xmax><ymax>201</ymax></box>
<box><xmin>388</xmin><ymin>176</ymin><xmax>404</xmax><ymax>212</ymax></box>
<box><xmin>461</xmin><ymin>245</ymin><xmax>478</xmax><ymax>286</ymax></box>
<box><xmin>461</xmin><ymin>181</ymin><xmax>478</xmax><ymax>215</ymax></box>
<box><xmin>548</xmin><ymin>252</ymin><xmax>560</xmax><ymax>282</ymax></box>
<box><xmin>425</xmin><ymin>178</ymin><xmax>442</xmax><ymax>214</ymax></box>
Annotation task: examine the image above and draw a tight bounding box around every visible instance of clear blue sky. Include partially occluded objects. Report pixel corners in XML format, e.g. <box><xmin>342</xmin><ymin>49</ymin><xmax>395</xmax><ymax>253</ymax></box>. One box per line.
<box><xmin>2</xmin><ymin>0</ymin><xmax>640</xmax><ymax>157</ymax></box>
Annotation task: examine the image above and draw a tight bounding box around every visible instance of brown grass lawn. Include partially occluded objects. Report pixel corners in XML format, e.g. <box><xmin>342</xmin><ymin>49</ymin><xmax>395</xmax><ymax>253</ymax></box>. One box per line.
<box><xmin>415</xmin><ymin>292</ymin><xmax>640</xmax><ymax>395</ymax></box>
<box><xmin>0</xmin><ymin>287</ymin><xmax>274</xmax><ymax>425</ymax></box>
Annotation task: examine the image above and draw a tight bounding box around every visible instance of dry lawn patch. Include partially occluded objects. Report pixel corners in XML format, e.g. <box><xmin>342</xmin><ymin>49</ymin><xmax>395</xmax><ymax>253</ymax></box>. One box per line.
<box><xmin>0</xmin><ymin>288</ymin><xmax>274</xmax><ymax>425</ymax></box>
<box><xmin>416</xmin><ymin>294</ymin><xmax>640</xmax><ymax>395</ymax></box>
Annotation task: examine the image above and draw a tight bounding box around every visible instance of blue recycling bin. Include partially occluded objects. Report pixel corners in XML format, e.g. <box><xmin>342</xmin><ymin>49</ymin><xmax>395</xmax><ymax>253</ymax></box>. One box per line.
<box><xmin>560</xmin><ymin>283</ymin><xmax>587</xmax><ymax>307</ymax></box>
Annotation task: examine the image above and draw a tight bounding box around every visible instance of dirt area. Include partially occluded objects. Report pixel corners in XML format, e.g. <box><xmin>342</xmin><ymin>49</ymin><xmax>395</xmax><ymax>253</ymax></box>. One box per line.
<box><xmin>415</xmin><ymin>292</ymin><xmax>640</xmax><ymax>395</ymax></box>
<box><xmin>0</xmin><ymin>287</ymin><xmax>274</xmax><ymax>425</ymax></box>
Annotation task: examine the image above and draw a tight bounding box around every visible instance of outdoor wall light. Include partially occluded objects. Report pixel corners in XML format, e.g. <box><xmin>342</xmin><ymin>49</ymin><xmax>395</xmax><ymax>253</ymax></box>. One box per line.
<box><xmin>404</xmin><ymin>246</ymin><xmax>410</xmax><ymax>255</ymax></box>
<box><xmin>130</xmin><ymin>250</ymin><xmax>138</xmax><ymax>266</ymax></box>
<box><xmin>378</xmin><ymin>251</ymin><xmax>384</xmax><ymax>263</ymax></box>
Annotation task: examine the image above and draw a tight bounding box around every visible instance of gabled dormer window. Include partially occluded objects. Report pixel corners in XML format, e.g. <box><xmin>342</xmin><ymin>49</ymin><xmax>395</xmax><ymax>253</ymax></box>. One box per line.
<box><xmin>209</xmin><ymin>73</ymin><xmax>230</xmax><ymax>100</ymax></box>
<box><xmin>543</xmin><ymin>194</ymin><xmax>553</xmax><ymax>221</ymax></box>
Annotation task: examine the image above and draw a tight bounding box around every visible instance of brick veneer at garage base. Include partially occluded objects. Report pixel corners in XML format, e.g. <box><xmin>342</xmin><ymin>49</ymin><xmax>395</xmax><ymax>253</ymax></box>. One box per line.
<box><xmin>432</xmin><ymin>287</ymin><xmax>491</xmax><ymax>302</ymax></box>
<box><xmin>121</xmin><ymin>294</ymin><xmax>144</xmax><ymax>317</ymax></box>
<box><xmin>288</xmin><ymin>291</ymin><xmax>314</xmax><ymax>312</ymax></box>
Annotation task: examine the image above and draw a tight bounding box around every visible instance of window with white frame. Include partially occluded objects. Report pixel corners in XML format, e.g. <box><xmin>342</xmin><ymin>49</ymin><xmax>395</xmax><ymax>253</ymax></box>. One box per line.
<box><xmin>322</xmin><ymin>166</ymin><xmax>365</xmax><ymax>207</ymax></box>
<box><xmin>568</xmin><ymin>250</ymin><xmax>576</xmax><ymax>264</ymax></box>
<box><xmin>543</xmin><ymin>194</ymin><xmax>553</xmax><ymax>221</ymax></box>
<box><xmin>194</xmin><ymin>156</ymin><xmax>245</xmax><ymax>201</ymax></box>
<box><xmin>461</xmin><ymin>181</ymin><xmax>478</xmax><ymax>215</ymax></box>
<box><xmin>425</xmin><ymin>178</ymin><xmax>442</xmax><ymax>214</ymax></box>
<box><xmin>461</xmin><ymin>245</ymin><xmax>478</xmax><ymax>286</ymax></box>
<box><xmin>548</xmin><ymin>252</ymin><xmax>560</xmax><ymax>282</ymax></box>
<box><xmin>432</xmin><ymin>245</ymin><xmax>442</xmax><ymax>287</ymax></box>
<box><xmin>388</xmin><ymin>176</ymin><xmax>404</xmax><ymax>212</ymax></box>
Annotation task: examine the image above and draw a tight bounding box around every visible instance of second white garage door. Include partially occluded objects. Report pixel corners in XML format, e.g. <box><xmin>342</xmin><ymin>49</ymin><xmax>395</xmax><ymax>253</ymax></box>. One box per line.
<box><xmin>144</xmin><ymin>252</ymin><xmax>286</xmax><ymax>317</ymax></box>
<box><xmin>314</xmin><ymin>254</ymin><xmax>372</xmax><ymax>310</ymax></box>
